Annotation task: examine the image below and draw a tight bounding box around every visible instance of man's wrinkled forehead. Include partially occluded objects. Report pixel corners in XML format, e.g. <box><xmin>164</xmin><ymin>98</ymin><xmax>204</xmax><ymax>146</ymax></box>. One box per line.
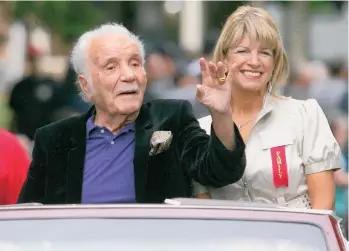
<box><xmin>88</xmin><ymin>33</ymin><xmax>142</xmax><ymax>63</ymax></box>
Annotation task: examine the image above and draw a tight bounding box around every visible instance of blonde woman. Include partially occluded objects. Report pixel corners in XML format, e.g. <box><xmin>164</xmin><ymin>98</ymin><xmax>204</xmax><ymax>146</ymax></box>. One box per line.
<box><xmin>194</xmin><ymin>5</ymin><xmax>340</xmax><ymax>210</ymax></box>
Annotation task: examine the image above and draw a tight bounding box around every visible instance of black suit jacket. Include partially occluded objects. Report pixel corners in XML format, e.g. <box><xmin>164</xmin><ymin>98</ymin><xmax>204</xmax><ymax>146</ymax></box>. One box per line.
<box><xmin>18</xmin><ymin>99</ymin><xmax>245</xmax><ymax>204</ymax></box>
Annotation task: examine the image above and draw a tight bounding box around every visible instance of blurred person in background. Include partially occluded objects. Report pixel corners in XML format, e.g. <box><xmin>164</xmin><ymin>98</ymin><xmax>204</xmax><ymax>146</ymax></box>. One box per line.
<box><xmin>161</xmin><ymin>64</ymin><xmax>209</xmax><ymax>119</ymax></box>
<box><xmin>340</xmin><ymin>87</ymin><xmax>348</xmax><ymax>115</ymax></box>
<box><xmin>330</xmin><ymin>117</ymin><xmax>348</xmax><ymax>216</ymax></box>
<box><xmin>308</xmin><ymin>59</ymin><xmax>347</xmax><ymax>119</ymax></box>
<box><xmin>187</xmin><ymin>30</ymin><xmax>220</xmax><ymax>77</ymax></box>
<box><xmin>8</xmin><ymin>45</ymin><xmax>61</xmax><ymax>141</ymax></box>
<box><xmin>339</xmin><ymin>62</ymin><xmax>348</xmax><ymax>116</ymax></box>
<box><xmin>145</xmin><ymin>43</ymin><xmax>209</xmax><ymax>118</ymax></box>
<box><xmin>48</xmin><ymin>63</ymin><xmax>91</xmax><ymax>122</ymax></box>
<box><xmin>54</xmin><ymin>63</ymin><xmax>91</xmax><ymax>115</ymax></box>
<box><xmin>18</xmin><ymin>23</ymin><xmax>246</xmax><ymax>205</ymax></box>
<box><xmin>194</xmin><ymin>5</ymin><xmax>340</xmax><ymax>211</ymax></box>
<box><xmin>282</xmin><ymin>62</ymin><xmax>313</xmax><ymax>100</ymax></box>
<box><xmin>0</xmin><ymin>128</ymin><xmax>30</xmax><ymax>205</ymax></box>
<box><xmin>283</xmin><ymin>61</ymin><xmax>328</xmax><ymax>100</ymax></box>
<box><xmin>330</xmin><ymin>116</ymin><xmax>348</xmax><ymax>239</ymax></box>
<box><xmin>144</xmin><ymin>43</ymin><xmax>178</xmax><ymax>102</ymax></box>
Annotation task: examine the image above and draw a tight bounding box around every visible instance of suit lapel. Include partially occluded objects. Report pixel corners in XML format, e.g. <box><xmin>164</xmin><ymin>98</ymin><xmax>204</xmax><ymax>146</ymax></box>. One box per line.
<box><xmin>134</xmin><ymin>104</ymin><xmax>154</xmax><ymax>202</ymax></box>
<box><xmin>66</xmin><ymin>107</ymin><xmax>93</xmax><ymax>203</ymax></box>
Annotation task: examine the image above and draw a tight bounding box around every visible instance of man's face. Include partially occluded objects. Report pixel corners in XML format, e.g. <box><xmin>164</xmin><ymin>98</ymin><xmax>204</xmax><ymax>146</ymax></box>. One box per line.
<box><xmin>80</xmin><ymin>33</ymin><xmax>147</xmax><ymax>116</ymax></box>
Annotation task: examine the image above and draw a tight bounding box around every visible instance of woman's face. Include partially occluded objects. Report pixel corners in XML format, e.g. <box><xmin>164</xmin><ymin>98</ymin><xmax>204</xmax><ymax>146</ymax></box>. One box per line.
<box><xmin>224</xmin><ymin>35</ymin><xmax>274</xmax><ymax>93</ymax></box>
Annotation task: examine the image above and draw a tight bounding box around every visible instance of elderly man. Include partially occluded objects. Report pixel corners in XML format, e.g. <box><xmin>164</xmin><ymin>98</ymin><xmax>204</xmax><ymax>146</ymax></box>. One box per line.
<box><xmin>18</xmin><ymin>23</ymin><xmax>245</xmax><ymax>204</ymax></box>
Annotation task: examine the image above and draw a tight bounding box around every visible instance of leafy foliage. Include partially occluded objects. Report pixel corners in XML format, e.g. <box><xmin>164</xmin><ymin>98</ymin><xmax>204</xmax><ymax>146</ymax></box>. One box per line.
<box><xmin>12</xmin><ymin>1</ymin><xmax>105</xmax><ymax>43</ymax></box>
<box><xmin>278</xmin><ymin>1</ymin><xmax>343</xmax><ymax>13</ymax></box>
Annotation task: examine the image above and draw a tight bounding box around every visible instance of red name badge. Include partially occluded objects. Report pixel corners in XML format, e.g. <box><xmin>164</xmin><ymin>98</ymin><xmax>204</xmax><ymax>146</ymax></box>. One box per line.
<box><xmin>270</xmin><ymin>146</ymin><xmax>289</xmax><ymax>188</ymax></box>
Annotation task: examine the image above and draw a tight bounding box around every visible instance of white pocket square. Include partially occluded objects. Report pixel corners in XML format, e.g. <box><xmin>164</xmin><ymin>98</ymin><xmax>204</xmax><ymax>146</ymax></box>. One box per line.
<box><xmin>149</xmin><ymin>131</ymin><xmax>173</xmax><ymax>156</ymax></box>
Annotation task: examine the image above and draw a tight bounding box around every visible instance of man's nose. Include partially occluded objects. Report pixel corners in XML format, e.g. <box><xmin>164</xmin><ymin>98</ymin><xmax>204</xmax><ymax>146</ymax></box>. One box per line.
<box><xmin>120</xmin><ymin>65</ymin><xmax>136</xmax><ymax>81</ymax></box>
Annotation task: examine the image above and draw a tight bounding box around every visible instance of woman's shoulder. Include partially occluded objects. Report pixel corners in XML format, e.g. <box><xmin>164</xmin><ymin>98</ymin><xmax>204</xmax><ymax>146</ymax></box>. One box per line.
<box><xmin>271</xmin><ymin>95</ymin><xmax>322</xmax><ymax>115</ymax></box>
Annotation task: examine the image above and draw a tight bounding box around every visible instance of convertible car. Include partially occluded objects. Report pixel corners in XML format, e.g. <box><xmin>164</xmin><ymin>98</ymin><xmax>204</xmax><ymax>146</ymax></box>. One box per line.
<box><xmin>0</xmin><ymin>198</ymin><xmax>347</xmax><ymax>251</ymax></box>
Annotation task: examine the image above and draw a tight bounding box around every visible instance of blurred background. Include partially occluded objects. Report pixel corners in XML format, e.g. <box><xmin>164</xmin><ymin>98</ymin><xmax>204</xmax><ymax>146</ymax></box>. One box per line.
<box><xmin>0</xmin><ymin>1</ymin><xmax>347</xmax><ymax>218</ymax></box>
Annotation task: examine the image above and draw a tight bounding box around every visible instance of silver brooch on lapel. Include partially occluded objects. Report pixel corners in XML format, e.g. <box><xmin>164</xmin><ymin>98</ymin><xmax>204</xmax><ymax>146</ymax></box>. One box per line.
<box><xmin>149</xmin><ymin>131</ymin><xmax>173</xmax><ymax>156</ymax></box>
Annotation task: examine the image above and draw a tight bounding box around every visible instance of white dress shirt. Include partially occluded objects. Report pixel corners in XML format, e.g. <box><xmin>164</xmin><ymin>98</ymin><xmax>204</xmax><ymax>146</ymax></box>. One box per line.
<box><xmin>194</xmin><ymin>94</ymin><xmax>340</xmax><ymax>208</ymax></box>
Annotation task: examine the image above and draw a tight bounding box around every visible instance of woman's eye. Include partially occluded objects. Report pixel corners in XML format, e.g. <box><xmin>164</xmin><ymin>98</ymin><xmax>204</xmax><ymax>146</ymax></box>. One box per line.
<box><xmin>261</xmin><ymin>51</ymin><xmax>272</xmax><ymax>56</ymax></box>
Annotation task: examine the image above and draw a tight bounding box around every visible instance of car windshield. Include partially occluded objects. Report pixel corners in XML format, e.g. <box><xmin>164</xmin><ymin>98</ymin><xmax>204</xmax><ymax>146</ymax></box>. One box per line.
<box><xmin>0</xmin><ymin>218</ymin><xmax>328</xmax><ymax>251</ymax></box>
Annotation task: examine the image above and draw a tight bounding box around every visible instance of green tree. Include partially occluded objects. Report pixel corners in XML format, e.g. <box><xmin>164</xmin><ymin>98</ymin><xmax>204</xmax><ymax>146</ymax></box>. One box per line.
<box><xmin>279</xmin><ymin>0</ymin><xmax>342</xmax><ymax>13</ymax></box>
<box><xmin>12</xmin><ymin>1</ymin><xmax>105</xmax><ymax>44</ymax></box>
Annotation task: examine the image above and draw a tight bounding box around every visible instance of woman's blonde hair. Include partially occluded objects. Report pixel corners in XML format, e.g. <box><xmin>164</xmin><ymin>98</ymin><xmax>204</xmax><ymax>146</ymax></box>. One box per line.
<box><xmin>213</xmin><ymin>5</ymin><xmax>289</xmax><ymax>94</ymax></box>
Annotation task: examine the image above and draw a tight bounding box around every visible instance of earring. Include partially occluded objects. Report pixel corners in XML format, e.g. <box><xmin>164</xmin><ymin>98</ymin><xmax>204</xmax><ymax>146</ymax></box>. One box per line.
<box><xmin>268</xmin><ymin>81</ymin><xmax>273</xmax><ymax>93</ymax></box>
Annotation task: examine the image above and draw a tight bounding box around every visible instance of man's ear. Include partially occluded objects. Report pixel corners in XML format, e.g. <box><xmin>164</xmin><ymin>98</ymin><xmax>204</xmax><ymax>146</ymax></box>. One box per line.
<box><xmin>143</xmin><ymin>68</ymin><xmax>148</xmax><ymax>86</ymax></box>
<box><xmin>78</xmin><ymin>75</ymin><xmax>92</xmax><ymax>99</ymax></box>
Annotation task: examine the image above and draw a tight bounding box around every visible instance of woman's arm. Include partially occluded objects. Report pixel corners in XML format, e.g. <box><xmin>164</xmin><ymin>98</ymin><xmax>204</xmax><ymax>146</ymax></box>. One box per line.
<box><xmin>301</xmin><ymin>100</ymin><xmax>341</xmax><ymax>210</ymax></box>
<box><xmin>307</xmin><ymin>171</ymin><xmax>335</xmax><ymax>210</ymax></box>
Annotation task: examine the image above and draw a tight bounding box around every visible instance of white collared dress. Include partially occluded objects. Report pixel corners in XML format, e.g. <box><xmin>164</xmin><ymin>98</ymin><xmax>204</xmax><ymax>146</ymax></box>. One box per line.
<box><xmin>194</xmin><ymin>95</ymin><xmax>341</xmax><ymax>208</ymax></box>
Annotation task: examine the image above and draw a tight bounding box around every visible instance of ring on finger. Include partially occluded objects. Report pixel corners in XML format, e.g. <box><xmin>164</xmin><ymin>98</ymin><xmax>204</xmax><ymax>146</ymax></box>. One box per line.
<box><xmin>218</xmin><ymin>77</ymin><xmax>226</xmax><ymax>84</ymax></box>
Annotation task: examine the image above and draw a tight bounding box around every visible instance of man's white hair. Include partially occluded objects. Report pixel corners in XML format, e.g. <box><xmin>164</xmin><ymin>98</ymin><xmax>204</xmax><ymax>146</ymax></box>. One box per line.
<box><xmin>70</xmin><ymin>22</ymin><xmax>145</xmax><ymax>102</ymax></box>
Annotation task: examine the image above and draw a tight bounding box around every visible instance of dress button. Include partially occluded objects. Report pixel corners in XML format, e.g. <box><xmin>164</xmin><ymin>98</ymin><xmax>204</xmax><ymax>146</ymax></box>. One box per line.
<box><xmin>111</xmin><ymin>141</ymin><xmax>115</xmax><ymax>145</ymax></box>
<box><xmin>101</xmin><ymin>129</ymin><xmax>105</xmax><ymax>133</ymax></box>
